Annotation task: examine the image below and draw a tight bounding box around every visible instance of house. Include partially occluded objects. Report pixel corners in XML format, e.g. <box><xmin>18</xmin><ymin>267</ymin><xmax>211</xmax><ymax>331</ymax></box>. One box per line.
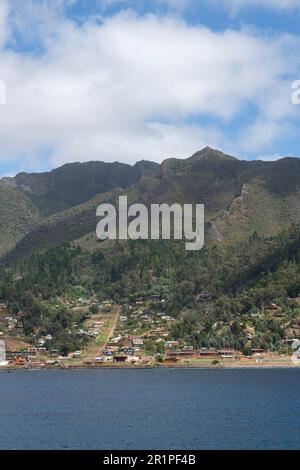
<box><xmin>50</xmin><ymin>349</ymin><xmax>59</xmax><ymax>357</ymax></box>
<box><xmin>274</xmin><ymin>312</ymin><xmax>287</xmax><ymax>318</ymax></box>
<box><xmin>132</xmin><ymin>338</ymin><xmax>144</xmax><ymax>347</ymax></box>
<box><xmin>251</xmin><ymin>349</ymin><xmax>265</xmax><ymax>355</ymax></box>
<box><xmin>109</xmin><ymin>335</ymin><xmax>122</xmax><ymax>345</ymax></box>
<box><xmin>122</xmin><ymin>347</ymin><xmax>135</xmax><ymax>355</ymax></box>
<box><xmin>119</xmin><ymin>338</ymin><xmax>133</xmax><ymax>349</ymax></box>
<box><xmin>283</xmin><ymin>338</ymin><xmax>296</xmax><ymax>345</ymax></box>
<box><xmin>266</xmin><ymin>303</ymin><xmax>279</xmax><ymax>310</ymax></box>
<box><xmin>94</xmin><ymin>356</ymin><xmax>104</xmax><ymax>363</ymax></box>
<box><xmin>6</xmin><ymin>351</ymin><xmax>30</xmax><ymax>360</ymax></box>
<box><xmin>71</xmin><ymin>351</ymin><xmax>82</xmax><ymax>359</ymax></box>
<box><xmin>164</xmin><ymin>341</ymin><xmax>179</xmax><ymax>349</ymax></box>
<box><xmin>27</xmin><ymin>347</ymin><xmax>38</xmax><ymax>356</ymax></box>
<box><xmin>198</xmin><ymin>348</ymin><xmax>218</xmax><ymax>357</ymax></box>
<box><xmin>37</xmin><ymin>348</ymin><xmax>47</xmax><ymax>355</ymax></box>
<box><xmin>218</xmin><ymin>349</ymin><xmax>237</xmax><ymax>358</ymax></box>
<box><xmin>113</xmin><ymin>355</ymin><xmax>128</xmax><ymax>363</ymax></box>
<box><xmin>88</xmin><ymin>329</ymin><xmax>100</xmax><ymax>337</ymax></box>
<box><xmin>167</xmin><ymin>350</ymin><xmax>195</xmax><ymax>358</ymax></box>
<box><xmin>150</xmin><ymin>295</ymin><xmax>161</xmax><ymax>301</ymax></box>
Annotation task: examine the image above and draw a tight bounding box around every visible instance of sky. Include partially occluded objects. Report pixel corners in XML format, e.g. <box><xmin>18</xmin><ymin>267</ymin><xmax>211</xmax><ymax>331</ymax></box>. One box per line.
<box><xmin>0</xmin><ymin>0</ymin><xmax>300</xmax><ymax>176</ymax></box>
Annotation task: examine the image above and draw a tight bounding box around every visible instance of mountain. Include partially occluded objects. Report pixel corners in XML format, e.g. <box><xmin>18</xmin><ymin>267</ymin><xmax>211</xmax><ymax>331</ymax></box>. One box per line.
<box><xmin>0</xmin><ymin>159</ymin><xmax>159</xmax><ymax>258</ymax></box>
<box><xmin>1</xmin><ymin>147</ymin><xmax>300</xmax><ymax>356</ymax></box>
<box><xmin>11</xmin><ymin>160</ymin><xmax>159</xmax><ymax>216</ymax></box>
<box><xmin>1</xmin><ymin>147</ymin><xmax>300</xmax><ymax>263</ymax></box>
<box><xmin>0</xmin><ymin>184</ymin><xmax>43</xmax><ymax>256</ymax></box>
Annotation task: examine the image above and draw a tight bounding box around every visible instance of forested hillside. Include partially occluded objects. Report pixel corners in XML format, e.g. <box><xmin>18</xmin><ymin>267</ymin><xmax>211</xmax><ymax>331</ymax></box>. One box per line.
<box><xmin>1</xmin><ymin>148</ymin><xmax>300</xmax><ymax>354</ymax></box>
<box><xmin>1</xmin><ymin>224</ymin><xmax>299</xmax><ymax>353</ymax></box>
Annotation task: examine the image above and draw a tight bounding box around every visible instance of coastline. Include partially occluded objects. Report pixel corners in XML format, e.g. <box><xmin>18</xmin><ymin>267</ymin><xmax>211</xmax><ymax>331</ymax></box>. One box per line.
<box><xmin>1</xmin><ymin>361</ymin><xmax>300</xmax><ymax>372</ymax></box>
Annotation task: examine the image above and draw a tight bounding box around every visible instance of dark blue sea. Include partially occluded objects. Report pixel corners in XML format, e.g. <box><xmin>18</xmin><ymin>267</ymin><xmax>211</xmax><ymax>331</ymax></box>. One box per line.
<box><xmin>0</xmin><ymin>368</ymin><xmax>299</xmax><ymax>450</ymax></box>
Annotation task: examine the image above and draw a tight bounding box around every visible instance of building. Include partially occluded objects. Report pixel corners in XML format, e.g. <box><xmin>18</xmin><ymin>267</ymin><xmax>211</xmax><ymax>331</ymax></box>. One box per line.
<box><xmin>113</xmin><ymin>355</ymin><xmax>127</xmax><ymax>363</ymax></box>
<box><xmin>251</xmin><ymin>349</ymin><xmax>265</xmax><ymax>355</ymax></box>
<box><xmin>0</xmin><ymin>340</ymin><xmax>7</xmax><ymax>366</ymax></box>
<box><xmin>150</xmin><ymin>295</ymin><xmax>161</xmax><ymax>301</ymax></box>
<box><xmin>132</xmin><ymin>338</ymin><xmax>144</xmax><ymax>347</ymax></box>
<box><xmin>165</xmin><ymin>341</ymin><xmax>179</xmax><ymax>349</ymax></box>
<box><xmin>274</xmin><ymin>312</ymin><xmax>287</xmax><ymax>318</ymax></box>
<box><xmin>218</xmin><ymin>349</ymin><xmax>237</xmax><ymax>359</ymax></box>
<box><xmin>71</xmin><ymin>351</ymin><xmax>82</xmax><ymax>359</ymax></box>
<box><xmin>50</xmin><ymin>349</ymin><xmax>59</xmax><ymax>358</ymax></box>
<box><xmin>198</xmin><ymin>348</ymin><xmax>218</xmax><ymax>358</ymax></box>
<box><xmin>266</xmin><ymin>303</ymin><xmax>279</xmax><ymax>310</ymax></box>
<box><xmin>167</xmin><ymin>350</ymin><xmax>195</xmax><ymax>358</ymax></box>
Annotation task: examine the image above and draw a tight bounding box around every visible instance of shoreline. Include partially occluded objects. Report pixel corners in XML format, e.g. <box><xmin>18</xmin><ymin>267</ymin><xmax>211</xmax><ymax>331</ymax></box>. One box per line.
<box><xmin>1</xmin><ymin>362</ymin><xmax>300</xmax><ymax>372</ymax></box>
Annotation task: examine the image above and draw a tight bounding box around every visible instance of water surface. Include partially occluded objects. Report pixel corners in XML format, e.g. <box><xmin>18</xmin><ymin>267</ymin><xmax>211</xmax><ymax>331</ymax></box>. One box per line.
<box><xmin>0</xmin><ymin>368</ymin><xmax>299</xmax><ymax>450</ymax></box>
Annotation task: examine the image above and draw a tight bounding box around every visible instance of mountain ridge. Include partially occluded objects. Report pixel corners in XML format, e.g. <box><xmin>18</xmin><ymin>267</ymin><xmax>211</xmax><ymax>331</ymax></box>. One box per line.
<box><xmin>1</xmin><ymin>147</ymin><xmax>300</xmax><ymax>263</ymax></box>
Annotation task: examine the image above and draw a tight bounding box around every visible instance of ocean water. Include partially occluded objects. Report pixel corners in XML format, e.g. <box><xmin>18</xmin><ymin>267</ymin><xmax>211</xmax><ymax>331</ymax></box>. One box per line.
<box><xmin>0</xmin><ymin>368</ymin><xmax>300</xmax><ymax>450</ymax></box>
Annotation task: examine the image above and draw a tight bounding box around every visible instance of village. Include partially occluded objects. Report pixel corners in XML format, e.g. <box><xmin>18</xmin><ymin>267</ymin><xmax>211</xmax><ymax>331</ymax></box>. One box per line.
<box><xmin>1</xmin><ymin>295</ymin><xmax>300</xmax><ymax>370</ymax></box>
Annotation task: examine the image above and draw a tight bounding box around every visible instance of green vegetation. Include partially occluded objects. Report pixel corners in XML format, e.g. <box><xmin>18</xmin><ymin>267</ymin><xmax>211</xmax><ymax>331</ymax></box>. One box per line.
<box><xmin>0</xmin><ymin>223</ymin><xmax>299</xmax><ymax>353</ymax></box>
<box><xmin>1</xmin><ymin>148</ymin><xmax>300</xmax><ymax>354</ymax></box>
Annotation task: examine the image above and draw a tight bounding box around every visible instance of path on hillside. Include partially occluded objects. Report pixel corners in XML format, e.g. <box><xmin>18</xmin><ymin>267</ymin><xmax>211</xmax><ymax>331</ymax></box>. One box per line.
<box><xmin>81</xmin><ymin>304</ymin><xmax>121</xmax><ymax>363</ymax></box>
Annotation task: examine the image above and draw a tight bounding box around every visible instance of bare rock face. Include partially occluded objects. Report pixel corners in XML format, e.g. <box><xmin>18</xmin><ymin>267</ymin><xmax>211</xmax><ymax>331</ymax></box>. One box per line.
<box><xmin>207</xmin><ymin>221</ymin><xmax>223</xmax><ymax>242</ymax></box>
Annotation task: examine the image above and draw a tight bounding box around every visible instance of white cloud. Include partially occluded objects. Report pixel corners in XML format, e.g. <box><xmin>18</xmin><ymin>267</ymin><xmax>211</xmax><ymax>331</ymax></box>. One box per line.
<box><xmin>100</xmin><ymin>0</ymin><xmax>300</xmax><ymax>12</ymax></box>
<box><xmin>102</xmin><ymin>0</ymin><xmax>300</xmax><ymax>13</ymax></box>
<box><xmin>256</xmin><ymin>153</ymin><xmax>286</xmax><ymax>161</ymax></box>
<box><xmin>218</xmin><ymin>0</ymin><xmax>300</xmax><ymax>13</ymax></box>
<box><xmin>6</xmin><ymin>0</ymin><xmax>77</xmax><ymax>50</ymax></box>
<box><xmin>239</xmin><ymin>119</ymin><xmax>293</xmax><ymax>152</ymax></box>
<box><xmin>0</xmin><ymin>6</ymin><xmax>299</xmax><ymax>171</ymax></box>
<box><xmin>0</xmin><ymin>0</ymin><xmax>9</xmax><ymax>46</ymax></box>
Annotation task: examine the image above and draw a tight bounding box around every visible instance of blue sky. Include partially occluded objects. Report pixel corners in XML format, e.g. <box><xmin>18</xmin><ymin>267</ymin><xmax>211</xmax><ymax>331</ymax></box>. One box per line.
<box><xmin>66</xmin><ymin>0</ymin><xmax>300</xmax><ymax>35</ymax></box>
<box><xmin>0</xmin><ymin>0</ymin><xmax>300</xmax><ymax>176</ymax></box>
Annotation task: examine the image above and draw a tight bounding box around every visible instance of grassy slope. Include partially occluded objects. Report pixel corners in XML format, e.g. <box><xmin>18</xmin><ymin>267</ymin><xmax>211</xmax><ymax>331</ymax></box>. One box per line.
<box><xmin>0</xmin><ymin>185</ymin><xmax>43</xmax><ymax>256</ymax></box>
<box><xmin>2</xmin><ymin>149</ymin><xmax>300</xmax><ymax>262</ymax></box>
<box><xmin>209</xmin><ymin>178</ymin><xmax>300</xmax><ymax>243</ymax></box>
<box><xmin>0</xmin><ymin>160</ymin><xmax>159</xmax><ymax>259</ymax></box>
<box><xmin>0</xmin><ymin>188</ymin><xmax>124</xmax><ymax>264</ymax></box>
